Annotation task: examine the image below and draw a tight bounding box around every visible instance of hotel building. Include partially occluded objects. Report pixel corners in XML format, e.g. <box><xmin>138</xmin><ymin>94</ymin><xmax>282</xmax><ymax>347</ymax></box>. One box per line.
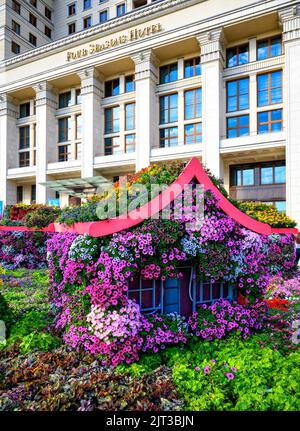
<box><xmin>0</xmin><ymin>0</ymin><xmax>299</xmax><ymax>224</ymax></box>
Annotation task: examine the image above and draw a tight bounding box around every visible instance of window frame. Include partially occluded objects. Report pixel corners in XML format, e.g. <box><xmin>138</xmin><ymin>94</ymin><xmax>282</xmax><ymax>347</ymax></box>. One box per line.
<box><xmin>226</xmin><ymin>114</ymin><xmax>250</xmax><ymax>139</ymax></box>
<box><xmin>184</xmin><ymin>87</ymin><xmax>202</xmax><ymax>120</ymax></box>
<box><xmin>159</xmin><ymin>93</ymin><xmax>178</xmax><ymax>125</ymax></box>
<box><xmin>226</xmin><ymin>44</ymin><xmax>249</xmax><ymax>68</ymax></box>
<box><xmin>257</xmin><ymin>109</ymin><xmax>283</xmax><ymax>134</ymax></box>
<box><xmin>184</xmin><ymin>123</ymin><xmax>202</xmax><ymax>145</ymax></box>
<box><xmin>257</xmin><ymin>70</ymin><xmax>283</xmax><ymax>107</ymax></box>
<box><xmin>184</xmin><ymin>57</ymin><xmax>201</xmax><ymax>78</ymax></box>
<box><xmin>226</xmin><ymin>78</ymin><xmax>249</xmax><ymax>113</ymax></box>
<box><xmin>257</xmin><ymin>35</ymin><xmax>282</xmax><ymax>61</ymax></box>
<box><xmin>159</xmin><ymin>63</ymin><xmax>178</xmax><ymax>84</ymax></box>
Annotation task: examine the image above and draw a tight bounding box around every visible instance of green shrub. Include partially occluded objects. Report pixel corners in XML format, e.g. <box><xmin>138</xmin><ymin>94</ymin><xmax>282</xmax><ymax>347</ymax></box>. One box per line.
<box><xmin>8</xmin><ymin>310</ymin><xmax>50</xmax><ymax>345</ymax></box>
<box><xmin>19</xmin><ymin>332</ymin><xmax>60</xmax><ymax>354</ymax></box>
<box><xmin>24</xmin><ymin>207</ymin><xmax>61</xmax><ymax>229</ymax></box>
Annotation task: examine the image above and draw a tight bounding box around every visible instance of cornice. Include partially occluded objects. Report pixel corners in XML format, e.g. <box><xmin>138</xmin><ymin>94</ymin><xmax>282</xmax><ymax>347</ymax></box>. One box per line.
<box><xmin>1</xmin><ymin>0</ymin><xmax>201</xmax><ymax>69</ymax></box>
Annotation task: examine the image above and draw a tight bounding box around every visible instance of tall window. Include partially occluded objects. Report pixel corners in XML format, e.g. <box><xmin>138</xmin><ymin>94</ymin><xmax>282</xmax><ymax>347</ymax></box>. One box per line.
<box><xmin>257</xmin><ymin>71</ymin><xmax>282</xmax><ymax>107</ymax></box>
<box><xmin>12</xmin><ymin>20</ymin><xmax>20</xmax><ymax>35</ymax></box>
<box><xmin>125</xmin><ymin>103</ymin><xmax>135</xmax><ymax>131</ymax></box>
<box><xmin>227</xmin><ymin>115</ymin><xmax>249</xmax><ymax>138</ymax></box>
<box><xmin>76</xmin><ymin>89</ymin><xmax>82</xmax><ymax>104</ymax></box>
<box><xmin>12</xmin><ymin>0</ymin><xmax>21</xmax><ymax>14</ymax></box>
<box><xmin>125</xmin><ymin>75</ymin><xmax>135</xmax><ymax>93</ymax></box>
<box><xmin>160</xmin><ymin>127</ymin><xmax>178</xmax><ymax>148</ymax></box>
<box><xmin>59</xmin><ymin>92</ymin><xmax>72</xmax><ymax>109</ymax></box>
<box><xmin>19</xmin><ymin>152</ymin><xmax>30</xmax><ymax>167</ymax></box>
<box><xmin>184</xmin><ymin>123</ymin><xmax>202</xmax><ymax>145</ymax></box>
<box><xmin>29</xmin><ymin>33</ymin><xmax>37</xmax><ymax>46</ymax></box>
<box><xmin>226</xmin><ymin>44</ymin><xmax>249</xmax><ymax>68</ymax></box>
<box><xmin>184</xmin><ymin>88</ymin><xmax>202</xmax><ymax>120</ymax></box>
<box><xmin>30</xmin><ymin>0</ymin><xmax>37</xmax><ymax>7</ymax></box>
<box><xmin>260</xmin><ymin>162</ymin><xmax>286</xmax><ymax>185</ymax></box>
<box><xmin>257</xmin><ymin>36</ymin><xmax>282</xmax><ymax>61</ymax></box>
<box><xmin>17</xmin><ymin>186</ymin><xmax>23</xmax><ymax>203</ymax></box>
<box><xmin>105</xmin><ymin>107</ymin><xmax>120</xmax><ymax>134</ymax></box>
<box><xmin>83</xmin><ymin>0</ymin><xmax>92</xmax><ymax>9</ymax></box>
<box><xmin>31</xmin><ymin>185</ymin><xmax>36</xmax><ymax>203</ymax></box>
<box><xmin>100</xmin><ymin>10</ymin><xmax>108</xmax><ymax>22</ymax></box>
<box><xmin>105</xmin><ymin>79</ymin><xmax>120</xmax><ymax>97</ymax></box>
<box><xmin>12</xmin><ymin>41</ymin><xmax>20</xmax><ymax>54</ymax></box>
<box><xmin>76</xmin><ymin>114</ymin><xmax>82</xmax><ymax>140</ymax></box>
<box><xmin>45</xmin><ymin>7</ymin><xmax>52</xmax><ymax>20</ymax></box>
<box><xmin>104</xmin><ymin>137</ymin><xmax>121</xmax><ymax>155</ymax></box>
<box><xmin>116</xmin><ymin>3</ymin><xmax>126</xmax><ymax>16</ymax></box>
<box><xmin>45</xmin><ymin>26</ymin><xmax>52</xmax><ymax>38</ymax></box>
<box><xmin>19</xmin><ymin>126</ymin><xmax>30</xmax><ymax>149</ymax></box>
<box><xmin>184</xmin><ymin>57</ymin><xmax>201</xmax><ymax>78</ymax></box>
<box><xmin>125</xmin><ymin>134</ymin><xmax>136</xmax><ymax>153</ymax></box>
<box><xmin>68</xmin><ymin>3</ymin><xmax>76</xmax><ymax>16</ymax></box>
<box><xmin>19</xmin><ymin>103</ymin><xmax>30</xmax><ymax>118</ymax></box>
<box><xmin>231</xmin><ymin>166</ymin><xmax>255</xmax><ymax>186</ymax></box>
<box><xmin>58</xmin><ymin>117</ymin><xmax>71</xmax><ymax>142</ymax></box>
<box><xmin>68</xmin><ymin>23</ymin><xmax>76</xmax><ymax>34</ymax></box>
<box><xmin>160</xmin><ymin>63</ymin><xmax>178</xmax><ymax>84</ymax></box>
<box><xmin>29</xmin><ymin>13</ymin><xmax>37</xmax><ymax>27</ymax></box>
<box><xmin>83</xmin><ymin>16</ymin><xmax>92</xmax><ymax>29</ymax></box>
<box><xmin>227</xmin><ymin>78</ymin><xmax>249</xmax><ymax>112</ymax></box>
<box><xmin>257</xmin><ymin>109</ymin><xmax>283</xmax><ymax>134</ymax></box>
<box><xmin>159</xmin><ymin>94</ymin><xmax>178</xmax><ymax>124</ymax></box>
<box><xmin>58</xmin><ymin>145</ymin><xmax>69</xmax><ymax>162</ymax></box>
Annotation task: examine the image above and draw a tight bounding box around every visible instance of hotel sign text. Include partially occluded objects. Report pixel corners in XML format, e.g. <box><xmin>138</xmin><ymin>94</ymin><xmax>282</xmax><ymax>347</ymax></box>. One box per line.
<box><xmin>67</xmin><ymin>23</ymin><xmax>163</xmax><ymax>62</ymax></box>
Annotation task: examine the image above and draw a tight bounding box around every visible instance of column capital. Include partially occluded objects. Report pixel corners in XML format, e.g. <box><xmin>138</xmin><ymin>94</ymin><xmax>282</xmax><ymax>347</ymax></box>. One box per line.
<box><xmin>0</xmin><ymin>93</ymin><xmax>18</xmax><ymax>118</ymax></box>
<box><xmin>77</xmin><ymin>67</ymin><xmax>103</xmax><ymax>97</ymax></box>
<box><xmin>33</xmin><ymin>81</ymin><xmax>57</xmax><ymax>109</ymax></box>
<box><xmin>196</xmin><ymin>27</ymin><xmax>226</xmax><ymax>65</ymax></box>
<box><xmin>131</xmin><ymin>49</ymin><xmax>158</xmax><ymax>82</ymax></box>
<box><xmin>279</xmin><ymin>7</ymin><xmax>300</xmax><ymax>43</ymax></box>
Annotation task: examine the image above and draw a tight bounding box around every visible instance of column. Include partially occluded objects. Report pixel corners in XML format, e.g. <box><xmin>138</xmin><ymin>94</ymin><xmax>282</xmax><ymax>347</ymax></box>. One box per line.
<box><xmin>78</xmin><ymin>67</ymin><xmax>102</xmax><ymax>179</ymax></box>
<box><xmin>0</xmin><ymin>94</ymin><xmax>18</xmax><ymax>206</ymax></box>
<box><xmin>197</xmin><ymin>28</ymin><xmax>225</xmax><ymax>178</ymax></box>
<box><xmin>281</xmin><ymin>10</ymin><xmax>300</xmax><ymax>226</ymax></box>
<box><xmin>132</xmin><ymin>50</ymin><xmax>158</xmax><ymax>171</ymax></box>
<box><xmin>34</xmin><ymin>82</ymin><xmax>57</xmax><ymax>204</ymax></box>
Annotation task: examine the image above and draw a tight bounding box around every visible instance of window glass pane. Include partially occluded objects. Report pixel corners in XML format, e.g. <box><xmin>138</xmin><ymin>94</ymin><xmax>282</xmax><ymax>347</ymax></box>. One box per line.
<box><xmin>228</xmin><ymin>117</ymin><xmax>237</xmax><ymax>128</ymax></box>
<box><xmin>169</xmin><ymin>64</ymin><xmax>178</xmax><ymax>82</ymax></box>
<box><xmin>239</xmin><ymin>94</ymin><xmax>249</xmax><ymax>110</ymax></box>
<box><xmin>258</xmin><ymin>74</ymin><xmax>269</xmax><ymax>90</ymax></box>
<box><xmin>227</xmin><ymin>81</ymin><xmax>237</xmax><ymax>96</ymax></box>
<box><xmin>239</xmin><ymin>126</ymin><xmax>249</xmax><ymax>137</ymax></box>
<box><xmin>275</xmin><ymin>165</ymin><xmax>286</xmax><ymax>183</ymax></box>
<box><xmin>160</xmin><ymin>66</ymin><xmax>168</xmax><ymax>84</ymax></box>
<box><xmin>237</xmin><ymin>170</ymin><xmax>242</xmax><ymax>186</ymax></box>
<box><xmin>257</xmin><ymin>40</ymin><xmax>269</xmax><ymax>61</ymax></box>
<box><xmin>270</xmin><ymin>37</ymin><xmax>282</xmax><ymax>57</ymax></box>
<box><xmin>275</xmin><ymin>201</ymin><xmax>286</xmax><ymax>213</ymax></box>
<box><xmin>125</xmin><ymin>103</ymin><xmax>135</xmax><ymax>130</ymax></box>
<box><xmin>238</xmin><ymin>45</ymin><xmax>249</xmax><ymax>64</ymax></box>
<box><xmin>271</xmin><ymin>88</ymin><xmax>282</xmax><ymax>104</ymax></box>
<box><xmin>271</xmin><ymin>121</ymin><xmax>282</xmax><ymax>132</ymax></box>
<box><xmin>76</xmin><ymin>115</ymin><xmax>82</xmax><ymax>139</ymax></box>
<box><xmin>125</xmin><ymin>75</ymin><xmax>134</xmax><ymax>92</ymax></box>
<box><xmin>258</xmin><ymin>111</ymin><xmax>268</xmax><ymax>123</ymax></box>
<box><xmin>243</xmin><ymin>169</ymin><xmax>254</xmax><ymax>186</ymax></box>
<box><xmin>227</xmin><ymin>48</ymin><xmax>237</xmax><ymax>68</ymax></box>
<box><xmin>125</xmin><ymin>134</ymin><xmax>135</xmax><ymax>153</ymax></box>
<box><xmin>105</xmin><ymin>108</ymin><xmax>112</xmax><ymax>133</ymax></box>
<box><xmin>169</xmin><ymin>94</ymin><xmax>178</xmax><ymax>122</ymax></box>
<box><xmin>113</xmin><ymin>106</ymin><xmax>120</xmax><ymax>132</ymax></box>
<box><xmin>239</xmin><ymin>115</ymin><xmax>249</xmax><ymax>126</ymax></box>
<box><xmin>261</xmin><ymin>166</ymin><xmax>273</xmax><ymax>184</ymax></box>
<box><xmin>258</xmin><ymin>90</ymin><xmax>269</xmax><ymax>107</ymax></box>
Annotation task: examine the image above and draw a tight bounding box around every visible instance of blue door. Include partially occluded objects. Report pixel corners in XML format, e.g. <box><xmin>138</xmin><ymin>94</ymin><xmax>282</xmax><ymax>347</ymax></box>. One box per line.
<box><xmin>164</xmin><ymin>278</ymin><xmax>180</xmax><ymax>314</ymax></box>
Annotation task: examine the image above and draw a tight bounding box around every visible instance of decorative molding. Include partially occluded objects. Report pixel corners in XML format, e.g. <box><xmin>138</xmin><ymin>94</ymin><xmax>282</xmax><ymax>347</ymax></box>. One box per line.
<box><xmin>223</xmin><ymin>55</ymin><xmax>285</xmax><ymax>78</ymax></box>
<box><xmin>196</xmin><ymin>27</ymin><xmax>225</xmax><ymax>65</ymax></box>
<box><xmin>33</xmin><ymin>82</ymin><xmax>58</xmax><ymax>109</ymax></box>
<box><xmin>131</xmin><ymin>49</ymin><xmax>159</xmax><ymax>82</ymax></box>
<box><xmin>0</xmin><ymin>94</ymin><xmax>18</xmax><ymax>118</ymax></box>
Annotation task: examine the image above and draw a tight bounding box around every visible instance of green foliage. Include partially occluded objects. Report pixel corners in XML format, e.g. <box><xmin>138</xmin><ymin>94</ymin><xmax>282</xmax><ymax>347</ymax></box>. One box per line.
<box><xmin>116</xmin><ymin>353</ymin><xmax>163</xmax><ymax>377</ymax></box>
<box><xmin>8</xmin><ymin>310</ymin><xmax>50</xmax><ymax>344</ymax></box>
<box><xmin>24</xmin><ymin>206</ymin><xmax>61</xmax><ymax>229</ymax></box>
<box><xmin>19</xmin><ymin>332</ymin><xmax>60</xmax><ymax>354</ymax></box>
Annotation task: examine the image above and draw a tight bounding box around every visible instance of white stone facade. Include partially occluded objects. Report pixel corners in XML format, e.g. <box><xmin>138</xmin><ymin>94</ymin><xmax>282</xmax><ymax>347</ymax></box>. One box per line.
<box><xmin>0</xmin><ymin>0</ymin><xmax>299</xmax><ymax>226</ymax></box>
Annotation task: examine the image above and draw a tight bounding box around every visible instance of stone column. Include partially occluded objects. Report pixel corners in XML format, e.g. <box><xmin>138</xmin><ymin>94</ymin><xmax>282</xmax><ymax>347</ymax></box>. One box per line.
<box><xmin>280</xmin><ymin>10</ymin><xmax>300</xmax><ymax>226</ymax></box>
<box><xmin>0</xmin><ymin>94</ymin><xmax>18</xmax><ymax>206</ymax></box>
<box><xmin>78</xmin><ymin>67</ymin><xmax>102</xmax><ymax>178</ymax></box>
<box><xmin>197</xmin><ymin>28</ymin><xmax>225</xmax><ymax>178</ymax></box>
<box><xmin>132</xmin><ymin>50</ymin><xmax>158</xmax><ymax>171</ymax></box>
<box><xmin>34</xmin><ymin>82</ymin><xmax>57</xmax><ymax>204</ymax></box>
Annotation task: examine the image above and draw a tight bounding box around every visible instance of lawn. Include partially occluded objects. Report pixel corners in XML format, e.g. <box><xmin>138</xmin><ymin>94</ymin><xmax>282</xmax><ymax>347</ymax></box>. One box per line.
<box><xmin>0</xmin><ymin>269</ymin><xmax>299</xmax><ymax>411</ymax></box>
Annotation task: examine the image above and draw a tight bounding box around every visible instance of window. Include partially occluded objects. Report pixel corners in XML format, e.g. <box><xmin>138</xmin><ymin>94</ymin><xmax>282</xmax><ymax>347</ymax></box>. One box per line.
<box><xmin>29</xmin><ymin>13</ymin><xmax>37</xmax><ymax>27</ymax></box>
<box><xmin>12</xmin><ymin>20</ymin><xmax>20</xmax><ymax>35</ymax></box>
<box><xmin>100</xmin><ymin>10</ymin><xmax>108</xmax><ymax>22</ymax></box>
<box><xmin>159</xmin><ymin>94</ymin><xmax>178</xmax><ymax>124</ymax></box>
<box><xmin>257</xmin><ymin>36</ymin><xmax>282</xmax><ymax>61</ymax></box>
<box><xmin>160</xmin><ymin>63</ymin><xmax>178</xmax><ymax>84</ymax></box>
<box><xmin>45</xmin><ymin>7</ymin><xmax>52</xmax><ymax>20</ymax></box>
<box><xmin>125</xmin><ymin>134</ymin><xmax>136</xmax><ymax>153</ymax></box>
<box><xmin>76</xmin><ymin>89</ymin><xmax>82</xmax><ymax>104</ymax></box>
<box><xmin>184</xmin><ymin>88</ymin><xmax>202</xmax><ymax>120</ymax></box>
<box><xmin>68</xmin><ymin>22</ymin><xmax>76</xmax><ymax>34</ymax></box>
<box><xmin>105</xmin><ymin>107</ymin><xmax>120</xmax><ymax>134</ymax></box>
<box><xmin>159</xmin><ymin>127</ymin><xmax>178</xmax><ymax>148</ymax></box>
<box><xmin>76</xmin><ymin>142</ymin><xmax>82</xmax><ymax>160</ymax></box>
<box><xmin>17</xmin><ymin>186</ymin><xmax>23</xmax><ymax>203</ymax></box>
<box><xmin>76</xmin><ymin>114</ymin><xmax>82</xmax><ymax>140</ymax></box>
<box><xmin>227</xmin><ymin>115</ymin><xmax>249</xmax><ymax>138</ymax></box>
<box><xmin>185</xmin><ymin>123</ymin><xmax>202</xmax><ymax>145</ymax></box>
<box><xmin>260</xmin><ymin>162</ymin><xmax>286</xmax><ymax>185</ymax></box>
<box><xmin>125</xmin><ymin>103</ymin><xmax>135</xmax><ymax>131</ymax></box>
<box><xmin>68</xmin><ymin>3</ymin><xmax>76</xmax><ymax>16</ymax></box>
<box><xmin>19</xmin><ymin>126</ymin><xmax>30</xmax><ymax>149</ymax></box>
<box><xmin>258</xmin><ymin>109</ymin><xmax>283</xmax><ymax>134</ymax></box>
<box><xmin>231</xmin><ymin>166</ymin><xmax>255</xmax><ymax>186</ymax></box>
<box><xmin>184</xmin><ymin>57</ymin><xmax>201</xmax><ymax>78</ymax></box>
<box><xmin>19</xmin><ymin>152</ymin><xmax>30</xmax><ymax>167</ymax></box>
<box><xmin>116</xmin><ymin>3</ymin><xmax>126</xmax><ymax>16</ymax></box>
<box><xmin>125</xmin><ymin>75</ymin><xmax>135</xmax><ymax>93</ymax></box>
<box><xmin>31</xmin><ymin>185</ymin><xmax>36</xmax><ymax>203</ymax></box>
<box><xmin>58</xmin><ymin>145</ymin><xmax>69</xmax><ymax>162</ymax></box>
<box><xmin>84</xmin><ymin>0</ymin><xmax>92</xmax><ymax>9</ymax></box>
<box><xmin>30</xmin><ymin>0</ymin><xmax>37</xmax><ymax>7</ymax></box>
<box><xmin>227</xmin><ymin>78</ymin><xmax>249</xmax><ymax>112</ymax></box>
<box><xmin>11</xmin><ymin>41</ymin><xmax>20</xmax><ymax>54</ymax></box>
<box><xmin>105</xmin><ymin>79</ymin><xmax>120</xmax><ymax>97</ymax></box>
<box><xmin>19</xmin><ymin>102</ymin><xmax>30</xmax><ymax>118</ymax></box>
<box><xmin>195</xmin><ymin>281</ymin><xmax>235</xmax><ymax>306</ymax></box>
<box><xmin>58</xmin><ymin>117</ymin><xmax>71</xmax><ymax>142</ymax></box>
<box><xmin>45</xmin><ymin>26</ymin><xmax>52</xmax><ymax>38</ymax></box>
<box><xmin>83</xmin><ymin>16</ymin><xmax>92</xmax><ymax>29</ymax></box>
<box><xmin>275</xmin><ymin>201</ymin><xmax>286</xmax><ymax>213</ymax></box>
<box><xmin>257</xmin><ymin>71</ymin><xmax>282</xmax><ymax>107</ymax></box>
<box><xmin>59</xmin><ymin>91</ymin><xmax>72</xmax><ymax>109</ymax></box>
<box><xmin>12</xmin><ymin>0</ymin><xmax>21</xmax><ymax>14</ymax></box>
<box><xmin>29</xmin><ymin>33</ymin><xmax>37</xmax><ymax>46</ymax></box>
<box><xmin>104</xmin><ymin>137</ymin><xmax>121</xmax><ymax>155</ymax></box>
<box><xmin>226</xmin><ymin>44</ymin><xmax>249</xmax><ymax>68</ymax></box>
<box><xmin>127</xmin><ymin>278</ymin><xmax>160</xmax><ymax>313</ymax></box>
